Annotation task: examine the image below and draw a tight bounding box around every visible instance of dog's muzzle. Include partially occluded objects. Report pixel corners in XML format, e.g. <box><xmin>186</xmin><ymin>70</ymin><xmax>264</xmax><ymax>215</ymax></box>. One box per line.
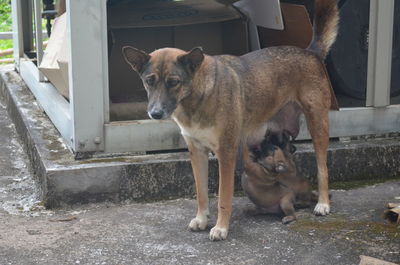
<box><xmin>148</xmin><ymin>108</ymin><xmax>164</xmax><ymax>120</ymax></box>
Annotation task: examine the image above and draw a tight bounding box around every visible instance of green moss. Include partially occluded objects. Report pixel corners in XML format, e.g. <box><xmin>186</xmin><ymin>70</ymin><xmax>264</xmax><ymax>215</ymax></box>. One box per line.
<box><xmin>77</xmin><ymin>157</ymin><xmax>140</xmax><ymax>164</ymax></box>
<box><xmin>234</xmin><ymin>191</ymin><xmax>245</xmax><ymax>197</ymax></box>
<box><xmin>291</xmin><ymin>214</ymin><xmax>400</xmax><ymax>240</ymax></box>
<box><xmin>311</xmin><ymin>177</ymin><xmax>400</xmax><ymax>191</ymax></box>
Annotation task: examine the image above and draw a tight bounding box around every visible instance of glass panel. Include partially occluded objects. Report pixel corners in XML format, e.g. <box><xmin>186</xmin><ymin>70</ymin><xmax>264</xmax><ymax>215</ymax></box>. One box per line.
<box><xmin>326</xmin><ymin>0</ymin><xmax>370</xmax><ymax>107</ymax></box>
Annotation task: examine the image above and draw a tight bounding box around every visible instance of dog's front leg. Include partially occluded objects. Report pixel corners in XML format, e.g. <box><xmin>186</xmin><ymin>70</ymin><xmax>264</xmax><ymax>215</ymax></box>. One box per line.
<box><xmin>210</xmin><ymin>144</ymin><xmax>238</xmax><ymax>241</ymax></box>
<box><xmin>185</xmin><ymin>138</ymin><xmax>210</xmax><ymax>231</ymax></box>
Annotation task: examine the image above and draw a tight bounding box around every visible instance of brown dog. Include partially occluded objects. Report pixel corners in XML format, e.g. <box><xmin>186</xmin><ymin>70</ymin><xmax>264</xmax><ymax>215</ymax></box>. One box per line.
<box><xmin>122</xmin><ymin>0</ymin><xmax>339</xmax><ymax>240</ymax></box>
<box><xmin>242</xmin><ymin>131</ymin><xmax>313</xmax><ymax>224</ymax></box>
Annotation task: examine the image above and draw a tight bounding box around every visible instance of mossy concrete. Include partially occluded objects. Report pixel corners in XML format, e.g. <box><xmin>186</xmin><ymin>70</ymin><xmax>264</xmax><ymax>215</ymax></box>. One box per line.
<box><xmin>1</xmin><ymin>68</ymin><xmax>400</xmax><ymax>208</ymax></box>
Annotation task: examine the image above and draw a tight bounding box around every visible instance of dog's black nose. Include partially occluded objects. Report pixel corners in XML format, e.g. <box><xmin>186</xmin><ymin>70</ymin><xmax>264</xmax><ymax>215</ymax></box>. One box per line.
<box><xmin>149</xmin><ymin>109</ymin><xmax>164</xmax><ymax>120</ymax></box>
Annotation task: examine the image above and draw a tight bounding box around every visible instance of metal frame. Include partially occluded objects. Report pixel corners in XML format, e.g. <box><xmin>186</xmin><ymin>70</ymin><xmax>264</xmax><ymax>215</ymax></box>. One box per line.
<box><xmin>11</xmin><ymin>0</ymin><xmax>23</xmax><ymax>70</ymax></box>
<box><xmin>10</xmin><ymin>0</ymin><xmax>399</xmax><ymax>155</ymax></box>
<box><xmin>33</xmin><ymin>0</ymin><xmax>45</xmax><ymax>82</ymax></box>
<box><xmin>297</xmin><ymin>106</ymin><xmax>400</xmax><ymax>140</ymax></box>
<box><xmin>366</xmin><ymin>0</ymin><xmax>395</xmax><ymax>107</ymax></box>
<box><xmin>19</xmin><ymin>59</ymin><xmax>72</xmax><ymax>142</ymax></box>
<box><xmin>0</xmin><ymin>31</ymin><xmax>47</xmax><ymax>40</ymax></box>
<box><xmin>66</xmin><ymin>0</ymin><xmax>108</xmax><ymax>152</ymax></box>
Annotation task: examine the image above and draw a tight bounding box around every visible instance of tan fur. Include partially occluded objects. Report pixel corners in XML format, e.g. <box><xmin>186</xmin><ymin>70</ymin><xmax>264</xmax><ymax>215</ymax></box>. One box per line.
<box><xmin>122</xmin><ymin>0</ymin><xmax>339</xmax><ymax>241</ymax></box>
<box><xmin>242</xmin><ymin>143</ymin><xmax>312</xmax><ymax>224</ymax></box>
<box><xmin>309</xmin><ymin>0</ymin><xmax>339</xmax><ymax>59</ymax></box>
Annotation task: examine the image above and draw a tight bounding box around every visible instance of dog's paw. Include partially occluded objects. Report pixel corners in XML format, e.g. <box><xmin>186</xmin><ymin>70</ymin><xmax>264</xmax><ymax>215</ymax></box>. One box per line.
<box><xmin>209</xmin><ymin>226</ymin><xmax>228</xmax><ymax>241</ymax></box>
<box><xmin>282</xmin><ymin>215</ymin><xmax>296</xmax><ymax>224</ymax></box>
<box><xmin>188</xmin><ymin>216</ymin><xmax>208</xmax><ymax>231</ymax></box>
<box><xmin>313</xmin><ymin>203</ymin><xmax>330</xmax><ymax>216</ymax></box>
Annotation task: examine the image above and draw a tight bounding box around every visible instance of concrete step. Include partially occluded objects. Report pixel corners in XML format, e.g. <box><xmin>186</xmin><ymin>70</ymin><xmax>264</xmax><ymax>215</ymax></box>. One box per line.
<box><xmin>0</xmin><ymin>65</ymin><xmax>39</xmax><ymax>215</ymax></box>
<box><xmin>1</xmin><ymin>68</ymin><xmax>400</xmax><ymax>208</ymax></box>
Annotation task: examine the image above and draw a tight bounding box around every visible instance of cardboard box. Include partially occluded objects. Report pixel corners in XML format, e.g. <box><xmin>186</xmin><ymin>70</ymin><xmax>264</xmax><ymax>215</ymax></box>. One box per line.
<box><xmin>257</xmin><ymin>3</ymin><xmax>313</xmax><ymax>49</ymax></box>
<box><xmin>235</xmin><ymin>1</ymin><xmax>312</xmax><ymax>49</ymax></box>
<box><xmin>39</xmin><ymin>13</ymin><xmax>69</xmax><ymax>99</ymax></box>
<box><xmin>234</xmin><ymin>0</ymin><xmax>284</xmax><ymax>30</ymax></box>
<box><xmin>107</xmin><ymin>0</ymin><xmax>249</xmax><ymax>104</ymax></box>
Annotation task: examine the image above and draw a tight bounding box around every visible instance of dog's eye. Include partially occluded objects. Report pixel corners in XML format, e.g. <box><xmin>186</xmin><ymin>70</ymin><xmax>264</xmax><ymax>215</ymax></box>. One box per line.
<box><xmin>145</xmin><ymin>76</ymin><xmax>155</xmax><ymax>86</ymax></box>
<box><xmin>166</xmin><ymin>78</ymin><xmax>180</xmax><ymax>88</ymax></box>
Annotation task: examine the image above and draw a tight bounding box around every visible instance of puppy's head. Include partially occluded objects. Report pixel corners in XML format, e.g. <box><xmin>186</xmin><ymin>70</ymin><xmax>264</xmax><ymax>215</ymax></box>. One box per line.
<box><xmin>265</xmin><ymin>130</ymin><xmax>297</xmax><ymax>155</ymax></box>
<box><xmin>252</xmin><ymin>131</ymin><xmax>296</xmax><ymax>175</ymax></box>
<box><xmin>258</xmin><ymin>144</ymin><xmax>289</xmax><ymax>174</ymax></box>
<box><xmin>122</xmin><ymin>46</ymin><xmax>204</xmax><ymax>120</ymax></box>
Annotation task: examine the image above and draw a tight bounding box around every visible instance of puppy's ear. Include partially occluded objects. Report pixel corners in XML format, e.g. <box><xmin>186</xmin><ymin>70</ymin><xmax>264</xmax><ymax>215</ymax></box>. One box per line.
<box><xmin>122</xmin><ymin>46</ymin><xmax>150</xmax><ymax>73</ymax></box>
<box><xmin>250</xmin><ymin>146</ymin><xmax>261</xmax><ymax>161</ymax></box>
<box><xmin>289</xmin><ymin>144</ymin><xmax>297</xmax><ymax>154</ymax></box>
<box><xmin>282</xmin><ymin>130</ymin><xmax>292</xmax><ymax>142</ymax></box>
<box><xmin>282</xmin><ymin>130</ymin><xmax>296</xmax><ymax>153</ymax></box>
<box><xmin>177</xmin><ymin>47</ymin><xmax>204</xmax><ymax>73</ymax></box>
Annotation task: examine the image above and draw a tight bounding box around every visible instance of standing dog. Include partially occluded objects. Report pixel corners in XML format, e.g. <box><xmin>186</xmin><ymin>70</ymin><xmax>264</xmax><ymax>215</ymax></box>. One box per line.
<box><xmin>122</xmin><ymin>0</ymin><xmax>339</xmax><ymax>240</ymax></box>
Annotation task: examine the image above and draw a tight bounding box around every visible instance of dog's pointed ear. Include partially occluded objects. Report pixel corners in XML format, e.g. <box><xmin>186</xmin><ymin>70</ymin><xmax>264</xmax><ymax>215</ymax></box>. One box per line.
<box><xmin>177</xmin><ymin>47</ymin><xmax>204</xmax><ymax>73</ymax></box>
<box><xmin>122</xmin><ymin>46</ymin><xmax>150</xmax><ymax>73</ymax></box>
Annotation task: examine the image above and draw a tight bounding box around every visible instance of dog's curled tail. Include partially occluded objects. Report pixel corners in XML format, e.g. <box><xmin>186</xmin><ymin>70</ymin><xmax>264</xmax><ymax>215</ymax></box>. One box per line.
<box><xmin>308</xmin><ymin>0</ymin><xmax>339</xmax><ymax>60</ymax></box>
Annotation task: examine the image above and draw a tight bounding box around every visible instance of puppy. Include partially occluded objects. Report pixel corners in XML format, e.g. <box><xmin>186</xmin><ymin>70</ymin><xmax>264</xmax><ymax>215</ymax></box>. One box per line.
<box><xmin>122</xmin><ymin>0</ymin><xmax>339</xmax><ymax>240</ymax></box>
<box><xmin>242</xmin><ymin>131</ymin><xmax>313</xmax><ymax>224</ymax></box>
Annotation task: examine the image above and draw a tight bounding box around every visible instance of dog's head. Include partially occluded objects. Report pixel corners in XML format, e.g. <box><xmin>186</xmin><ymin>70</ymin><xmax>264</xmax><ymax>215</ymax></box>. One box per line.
<box><xmin>122</xmin><ymin>46</ymin><xmax>204</xmax><ymax>120</ymax></box>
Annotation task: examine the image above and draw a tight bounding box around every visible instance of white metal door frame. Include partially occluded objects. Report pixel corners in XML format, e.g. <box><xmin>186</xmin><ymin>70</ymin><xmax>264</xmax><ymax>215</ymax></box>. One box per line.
<box><xmin>66</xmin><ymin>0</ymin><xmax>108</xmax><ymax>152</ymax></box>
<box><xmin>366</xmin><ymin>0</ymin><xmax>395</xmax><ymax>107</ymax></box>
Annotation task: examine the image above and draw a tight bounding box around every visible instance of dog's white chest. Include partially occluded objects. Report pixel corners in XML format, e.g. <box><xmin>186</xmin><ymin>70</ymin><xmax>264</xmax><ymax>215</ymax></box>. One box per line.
<box><xmin>173</xmin><ymin>119</ymin><xmax>218</xmax><ymax>150</ymax></box>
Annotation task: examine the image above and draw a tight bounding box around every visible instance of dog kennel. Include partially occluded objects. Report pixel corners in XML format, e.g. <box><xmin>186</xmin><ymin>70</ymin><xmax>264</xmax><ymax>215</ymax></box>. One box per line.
<box><xmin>11</xmin><ymin>0</ymin><xmax>400</xmax><ymax>156</ymax></box>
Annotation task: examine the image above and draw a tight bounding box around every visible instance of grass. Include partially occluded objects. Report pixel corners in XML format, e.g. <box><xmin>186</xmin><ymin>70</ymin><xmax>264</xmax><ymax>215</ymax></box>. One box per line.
<box><xmin>0</xmin><ymin>39</ymin><xmax>12</xmax><ymax>51</ymax></box>
<box><xmin>0</xmin><ymin>0</ymin><xmax>13</xmax><ymax>61</ymax></box>
<box><xmin>0</xmin><ymin>0</ymin><xmax>49</xmax><ymax>64</ymax></box>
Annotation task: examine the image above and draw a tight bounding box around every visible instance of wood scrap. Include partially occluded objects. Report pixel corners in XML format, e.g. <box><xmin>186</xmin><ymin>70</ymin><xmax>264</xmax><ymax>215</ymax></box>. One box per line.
<box><xmin>383</xmin><ymin>203</ymin><xmax>400</xmax><ymax>224</ymax></box>
<box><xmin>359</xmin><ymin>255</ymin><xmax>398</xmax><ymax>265</ymax></box>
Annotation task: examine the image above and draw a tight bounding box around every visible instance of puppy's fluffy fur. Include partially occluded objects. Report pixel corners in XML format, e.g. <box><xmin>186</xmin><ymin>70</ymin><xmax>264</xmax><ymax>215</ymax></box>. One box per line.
<box><xmin>242</xmin><ymin>132</ymin><xmax>313</xmax><ymax>224</ymax></box>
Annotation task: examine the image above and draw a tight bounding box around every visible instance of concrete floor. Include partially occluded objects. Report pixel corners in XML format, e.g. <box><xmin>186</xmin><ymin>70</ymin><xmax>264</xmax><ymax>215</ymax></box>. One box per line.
<box><xmin>0</xmin><ymin>183</ymin><xmax>399</xmax><ymax>265</ymax></box>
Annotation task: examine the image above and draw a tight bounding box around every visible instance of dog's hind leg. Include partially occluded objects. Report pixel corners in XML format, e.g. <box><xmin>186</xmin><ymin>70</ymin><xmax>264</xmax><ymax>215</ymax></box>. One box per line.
<box><xmin>186</xmin><ymin>138</ymin><xmax>210</xmax><ymax>231</ymax></box>
<box><xmin>302</xmin><ymin>107</ymin><xmax>330</xmax><ymax>216</ymax></box>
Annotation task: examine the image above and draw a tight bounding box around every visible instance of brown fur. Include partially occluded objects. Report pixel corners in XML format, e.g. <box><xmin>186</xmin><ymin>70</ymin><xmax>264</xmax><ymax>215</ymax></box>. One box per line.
<box><xmin>122</xmin><ymin>0</ymin><xmax>339</xmax><ymax>241</ymax></box>
<box><xmin>242</xmin><ymin>132</ymin><xmax>313</xmax><ymax>224</ymax></box>
<box><xmin>309</xmin><ymin>0</ymin><xmax>339</xmax><ymax>60</ymax></box>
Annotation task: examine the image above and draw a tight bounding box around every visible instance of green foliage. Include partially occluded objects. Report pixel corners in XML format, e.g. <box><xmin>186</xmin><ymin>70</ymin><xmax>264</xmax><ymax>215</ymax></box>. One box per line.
<box><xmin>0</xmin><ymin>0</ymin><xmax>49</xmax><ymax>63</ymax></box>
<box><xmin>0</xmin><ymin>0</ymin><xmax>12</xmax><ymax>32</ymax></box>
<box><xmin>0</xmin><ymin>39</ymin><xmax>12</xmax><ymax>51</ymax></box>
<box><xmin>0</xmin><ymin>0</ymin><xmax>12</xmax><ymax>62</ymax></box>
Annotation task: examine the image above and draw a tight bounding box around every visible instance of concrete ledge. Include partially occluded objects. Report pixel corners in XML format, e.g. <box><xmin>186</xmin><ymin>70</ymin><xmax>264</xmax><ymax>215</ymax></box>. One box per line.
<box><xmin>1</xmin><ymin>68</ymin><xmax>400</xmax><ymax>208</ymax></box>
